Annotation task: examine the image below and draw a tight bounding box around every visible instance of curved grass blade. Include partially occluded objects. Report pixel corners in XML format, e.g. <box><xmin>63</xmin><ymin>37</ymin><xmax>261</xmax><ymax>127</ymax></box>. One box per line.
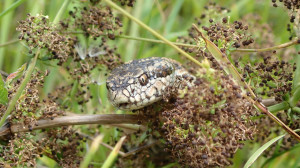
<box><xmin>243</xmin><ymin>134</ymin><xmax>286</xmax><ymax>168</ymax></box>
<box><xmin>261</xmin><ymin>143</ymin><xmax>300</xmax><ymax>168</ymax></box>
<box><xmin>0</xmin><ymin>52</ymin><xmax>38</xmax><ymax>128</ymax></box>
<box><xmin>101</xmin><ymin>136</ymin><xmax>126</xmax><ymax>168</ymax></box>
<box><xmin>80</xmin><ymin>134</ymin><xmax>104</xmax><ymax>168</ymax></box>
<box><xmin>244</xmin><ymin>129</ymin><xmax>300</xmax><ymax>168</ymax></box>
<box><xmin>0</xmin><ymin>74</ymin><xmax>8</xmax><ymax>105</ymax></box>
<box><xmin>0</xmin><ymin>0</ymin><xmax>26</xmax><ymax>18</ymax></box>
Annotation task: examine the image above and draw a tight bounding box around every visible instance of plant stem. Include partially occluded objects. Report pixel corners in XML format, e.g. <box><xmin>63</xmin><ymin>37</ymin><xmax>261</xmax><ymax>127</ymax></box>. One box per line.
<box><xmin>232</xmin><ymin>39</ymin><xmax>299</xmax><ymax>52</ymax></box>
<box><xmin>103</xmin><ymin>0</ymin><xmax>203</xmax><ymax>68</ymax></box>
<box><xmin>0</xmin><ymin>52</ymin><xmax>38</xmax><ymax>128</ymax></box>
<box><xmin>0</xmin><ymin>39</ymin><xmax>20</xmax><ymax>48</ymax></box>
<box><xmin>0</xmin><ymin>114</ymin><xmax>142</xmax><ymax>137</ymax></box>
<box><xmin>116</xmin><ymin>35</ymin><xmax>196</xmax><ymax>48</ymax></box>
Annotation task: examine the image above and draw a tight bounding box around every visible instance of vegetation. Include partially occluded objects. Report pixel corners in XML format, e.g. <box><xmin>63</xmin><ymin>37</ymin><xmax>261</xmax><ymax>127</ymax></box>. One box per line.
<box><xmin>0</xmin><ymin>0</ymin><xmax>299</xmax><ymax>167</ymax></box>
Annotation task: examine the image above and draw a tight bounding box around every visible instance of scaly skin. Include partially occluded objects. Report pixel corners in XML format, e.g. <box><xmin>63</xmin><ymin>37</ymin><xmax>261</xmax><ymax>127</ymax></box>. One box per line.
<box><xmin>106</xmin><ymin>57</ymin><xmax>195</xmax><ymax>110</ymax></box>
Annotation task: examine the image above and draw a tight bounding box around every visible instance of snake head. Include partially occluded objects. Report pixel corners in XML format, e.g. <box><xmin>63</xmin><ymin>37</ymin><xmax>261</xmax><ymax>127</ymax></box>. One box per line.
<box><xmin>106</xmin><ymin>57</ymin><xmax>176</xmax><ymax>110</ymax></box>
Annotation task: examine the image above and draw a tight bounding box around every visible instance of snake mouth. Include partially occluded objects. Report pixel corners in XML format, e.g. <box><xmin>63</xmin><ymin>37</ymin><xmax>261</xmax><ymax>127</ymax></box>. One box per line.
<box><xmin>118</xmin><ymin>103</ymin><xmax>130</xmax><ymax>109</ymax></box>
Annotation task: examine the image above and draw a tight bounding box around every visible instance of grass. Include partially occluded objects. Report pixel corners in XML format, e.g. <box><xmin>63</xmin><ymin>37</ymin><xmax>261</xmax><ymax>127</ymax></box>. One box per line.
<box><xmin>0</xmin><ymin>0</ymin><xmax>300</xmax><ymax>167</ymax></box>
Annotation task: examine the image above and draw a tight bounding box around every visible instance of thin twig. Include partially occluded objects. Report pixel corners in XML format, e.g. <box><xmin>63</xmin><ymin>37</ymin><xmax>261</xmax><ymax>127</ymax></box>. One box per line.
<box><xmin>0</xmin><ymin>39</ymin><xmax>20</xmax><ymax>47</ymax></box>
<box><xmin>232</xmin><ymin>39</ymin><xmax>300</xmax><ymax>52</ymax></box>
<box><xmin>0</xmin><ymin>114</ymin><xmax>143</xmax><ymax>137</ymax></box>
<box><xmin>63</xmin><ymin>32</ymin><xmax>197</xmax><ymax>48</ymax></box>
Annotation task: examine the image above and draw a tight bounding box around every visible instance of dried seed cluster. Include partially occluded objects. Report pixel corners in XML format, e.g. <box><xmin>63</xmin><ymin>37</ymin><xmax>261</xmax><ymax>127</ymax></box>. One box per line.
<box><xmin>2</xmin><ymin>1</ymin><xmax>126</xmax><ymax>166</ymax></box>
<box><xmin>238</xmin><ymin>56</ymin><xmax>295</xmax><ymax>102</ymax></box>
<box><xmin>16</xmin><ymin>2</ymin><xmax>123</xmax><ymax>111</ymax></box>
<box><xmin>272</xmin><ymin>0</ymin><xmax>300</xmax><ymax>11</ymax></box>
<box><xmin>65</xmin><ymin>4</ymin><xmax>123</xmax><ymax>39</ymax></box>
<box><xmin>181</xmin><ymin>3</ymin><xmax>253</xmax><ymax>51</ymax></box>
<box><xmin>272</xmin><ymin>0</ymin><xmax>300</xmax><ymax>39</ymax></box>
<box><xmin>0</xmin><ymin>135</ymin><xmax>37</xmax><ymax>167</ymax></box>
<box><xmin>114</xmin><ymin>0</ymin><xmax>135</xmax><ymax>7</ymax></box>
<box><xmin>0</xmin><ymin>127</ymin><xmax>85</xmax><ymax>167</ymax></box>
<box><xmin>36</xmin><ymin>128</ymin><xmax>86</xmax><ymax>167</ymax></box>
<box><xmin>0</xmin><ymin>71</ymin><xmax>71</xmax><ymax>166</ymax></box>
<box><xmin>17</xmin><ymin>14</ymin><xmax>77</xmax><ymax>65</ymax></box>
<box><xmin>144</xmin><ymin>65</ymin><xmax>257</xmax><ymax>167</ymax></box>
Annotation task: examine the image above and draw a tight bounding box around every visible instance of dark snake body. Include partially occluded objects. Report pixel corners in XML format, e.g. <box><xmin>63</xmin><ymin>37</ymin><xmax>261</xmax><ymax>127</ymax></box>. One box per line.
<box><xmin>106</xmin><ymin>57</ymin><xmax>195</xmax><ymax>110</ymax></box>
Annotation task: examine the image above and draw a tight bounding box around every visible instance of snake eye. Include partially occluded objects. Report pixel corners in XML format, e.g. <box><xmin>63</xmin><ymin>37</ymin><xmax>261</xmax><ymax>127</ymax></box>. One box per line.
<box><xmin>139</xmin><ymin>74</ymin><xmax>148</xmax><ymax>86</ymax></box>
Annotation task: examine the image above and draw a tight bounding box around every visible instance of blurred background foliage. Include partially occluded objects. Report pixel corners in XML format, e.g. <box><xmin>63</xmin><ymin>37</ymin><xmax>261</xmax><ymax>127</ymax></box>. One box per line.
<box><xmin>0</xmin><ymin>0</ymin><xmax>299</xmax><ymax>167</ymax></box>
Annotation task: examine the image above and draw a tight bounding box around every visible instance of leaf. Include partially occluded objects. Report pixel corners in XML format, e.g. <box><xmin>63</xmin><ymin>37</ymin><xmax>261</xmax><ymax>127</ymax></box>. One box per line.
<box><xmin>194</xmin><ymin>25</ymin><xmax>252</xmax><ymax>96</ymax></box>
<box><xmin>0</xmin><ymin>74</ymin><xmax>8</xmax><ymax>105</ymax></box>
<box><xmin>289</xmin><ymin>86</ymin><xmax>300</xmax><ymax>107</ymax></box>
<box><xmin>0</xmin><ymin>0</ymin><xmax>26</xmax><ymax>18</ymax></box>
<box><xmin>165</xmin><ymin>0</ymin><xmax>184</xmax><ymax>34</ymax></box>
<box><xmin>292</xmin><ymin>48</ymin><xmax>300</xmax><ymax>93</ymax></box>
<box><xmin>243</xmin><ymin>134</ymin><xmax>286</xmax><ymax>168</ymax></box>
<box><xmin>80</xmin><ymin>135</ymin><xmax>104</xmax><ymax>168</ymax></box>
<box><xmin>261</xmin><ymin>144</ymin><xmax>300</xmax><ymax>168</ymax></box>
<box><xmin>6</xmin><ymin>63</ymin><xmax>27</xmax><ymax>86</ymax></box>
<box><xmin>101</xmin><ymin>136</ymin><xmax>126</xmax><ymax>168</ymax></box>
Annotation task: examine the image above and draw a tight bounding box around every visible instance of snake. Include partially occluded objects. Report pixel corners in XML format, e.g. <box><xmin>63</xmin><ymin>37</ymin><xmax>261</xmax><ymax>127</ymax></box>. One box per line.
<box><xmin>106</xmin><ymin>57</ymin><xmax>195</xmax><ymax>110</ymax></box>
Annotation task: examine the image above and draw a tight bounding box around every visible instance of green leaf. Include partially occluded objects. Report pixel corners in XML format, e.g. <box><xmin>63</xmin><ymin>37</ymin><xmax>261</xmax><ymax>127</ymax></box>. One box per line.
<box><xmin>243</xmin><ymin>134</ymin><xmax>286</xmax><ymax>168</ymax></box>
<box><xmin>267</xmin><ymin>101</ymin><xmax>290</xmax><ymax>113</ymax></box>
<box><xmin>165</xmin><ymin>0</ymin><xmax>184</xmax><ymax>34</ymax></box>
<box><xmin>0</xmin><ymin>74</ymin><xmax>8</xmax><ymax>105</ymax></box>
<box><xmin>292</xmin><ymin>50</ymin><xmax>300</xmax><ymax>93</ymax></box>
<box><xmin>80</xmin><ymin>135</ymin><xmax>104</xmax><ymax>168</ymax></box>
<box><xmin>6</xmin><ymin>63</ymin><xmax>27</xmax><ymax>86</ymax></box>
<box><xmin>289</xmin><ymin>86</ymin><xmax>300</xmax><ymax>107</ymax></box>
<box><xmin>196</xmin><ymin>26</ymin><xmax>250</xmax><ymax>95</ymax></box>
<box><xmin>0</xmin><ymin>0</ymin><xmax>26</xmax><ymax>18</ymax></box>
<box><xmin>101</xmin><ymin>136</ymin><xmax>126</xmax><ymax>168</ymax></box>
<box><xmin>261</xmin><ymin>143</ymin><xmax>300</xmax><ymax>168</ymax></box>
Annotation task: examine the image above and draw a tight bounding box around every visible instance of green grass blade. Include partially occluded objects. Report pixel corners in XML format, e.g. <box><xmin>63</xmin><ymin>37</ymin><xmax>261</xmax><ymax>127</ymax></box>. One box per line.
<box><xmin>267</xmin><ymin>102</ymin><xmax>290</xmax><ymax>113</ymax></box>
<box><xmin>292</xmin><ymin>48</ymin><xmax>300</xmax><ymax>92</ymax></box>
<box><xmin>123</xmin><ymin>0</ymin><xmax>143</xmax><ymax>62</ymax></box>
<box><xmin>53</xmin><ymin>0</ymin><xmax>72</xmax><ymax>24</ymax></box>
<box><xmin>103</xmin><ymin>0</ymin><xmax>203</xmax><ymax>68</ymax></box>
<box><xmin>261</xmin><ymin>144</ymin><xmax>300</xmax><ymax>168</ymax></box>
<box><xmin>289</xmin><ymin>87</ymin><xmax>300</xmax><ymax>107</ymax></box>
<box><xmin>80</xmin><ymin>135</ymin><xmax>104</xmax><ymax>168</ymax></box>
<box><xmin>0</xmin><ymin>74</ymin><xmax>8</xmax><ymax>105</ymax></box>
<box><xmin>0</xmin><ymin>0</ymin><xmax>26</xmax><ymax>18</ymax></box>
<box><xmin>243</xmin><ymin>134</ymin><xmax>286</xmax><ymax>168</ymax></box>
<box><xmin>164</xmin><ymin>0</ymin><xmax>184</xmax><ymax>34</ymax></box>
<box><xmin>195</xmin><ymin>25</ymin><xmax>251</xmax><ymax>95</ymax></box>
<box><xmin>0</xmin><ymin>0</ymin><xmax>14</xmax><ymax>69</ymax></box>
<box><xmin>101</xmin><ymin>136</ymin><xmax>126</xmax><ymax>168</ymax></box>
<box><xmin>0</xmin><ymin>52</ymin><xmax>38</xmax><ymax>128</ymax></box>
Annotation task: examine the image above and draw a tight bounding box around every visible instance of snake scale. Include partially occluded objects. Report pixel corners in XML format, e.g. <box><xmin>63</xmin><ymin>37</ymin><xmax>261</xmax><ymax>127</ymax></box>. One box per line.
<box><xmin>106</xmin><ymin>57</ymin><xmax>195</xmax><ymax>110</ymax></box>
